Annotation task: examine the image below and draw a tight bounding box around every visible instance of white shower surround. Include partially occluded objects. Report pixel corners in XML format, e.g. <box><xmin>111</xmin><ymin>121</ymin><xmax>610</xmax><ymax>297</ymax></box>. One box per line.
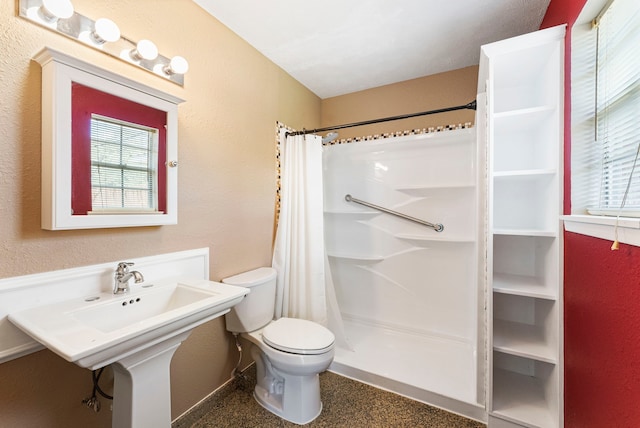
<box><xmin>324</xmin><ymin>127</ymin><xmax>485</xmax><ymax>419</ymax></box>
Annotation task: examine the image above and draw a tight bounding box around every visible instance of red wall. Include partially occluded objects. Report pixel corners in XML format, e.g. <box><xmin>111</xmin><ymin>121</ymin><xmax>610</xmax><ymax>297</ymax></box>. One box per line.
<box><xmin>564</xmin><ymin>233</ymin><xmax>640</xmax><ymax>427</ymax></box>
<box><xmin>71</xmin><ymin>83</ymin><xmax>167</xmax><ymax>215</ymax></box>
<box><xmin>541</xmin><ymin>2</ymin><xmax>640</xmax><ymax>427</ymax></box>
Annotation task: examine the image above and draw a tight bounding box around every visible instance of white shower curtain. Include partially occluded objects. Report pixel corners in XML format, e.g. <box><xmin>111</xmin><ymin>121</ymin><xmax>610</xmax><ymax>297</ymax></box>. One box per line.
<box><xmin>272</xmin><ymin>129</ymin><xmax>350</xmax><ymax>348</ymax></box>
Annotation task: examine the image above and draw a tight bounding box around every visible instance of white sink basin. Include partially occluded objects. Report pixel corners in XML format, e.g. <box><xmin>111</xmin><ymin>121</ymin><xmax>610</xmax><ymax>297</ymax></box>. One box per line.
<box><xmin>9</xmin><ymin>278</ymin><xmax>249</xmax><ymax>369</ymax></box>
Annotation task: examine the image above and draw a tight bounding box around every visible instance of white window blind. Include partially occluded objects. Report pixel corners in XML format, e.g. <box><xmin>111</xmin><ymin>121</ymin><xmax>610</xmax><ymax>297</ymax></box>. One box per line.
<box><xmin>90</xmin><ymin>115</ymin><xmax>159</xmax><ymax>212</ymax></box>
<box><xmin>586</xmin><ymin>0</ymin><xmax>640</xmax><ymax>215</ymax></box>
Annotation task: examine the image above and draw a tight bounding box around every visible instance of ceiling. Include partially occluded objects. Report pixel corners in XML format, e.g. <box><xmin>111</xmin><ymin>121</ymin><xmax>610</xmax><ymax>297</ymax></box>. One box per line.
<box><xmin>194</xmin><ymin>0</ymin><xmax>551</xmax><ymax>99</ymax></box>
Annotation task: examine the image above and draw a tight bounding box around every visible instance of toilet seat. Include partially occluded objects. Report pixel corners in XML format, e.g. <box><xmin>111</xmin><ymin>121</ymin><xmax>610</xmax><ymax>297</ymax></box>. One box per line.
<box><xmin>262</xmin><ymin>318</ymin><xmax>334</xmax><ymax>355</ymax></box>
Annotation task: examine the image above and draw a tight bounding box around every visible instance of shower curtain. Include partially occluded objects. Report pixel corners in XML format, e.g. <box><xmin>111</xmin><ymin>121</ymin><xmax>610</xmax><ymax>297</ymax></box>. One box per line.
<box><xmin>272</xmin><ymin>130</ymin><xmax>326</xmax><ymax>322</ymax></box>
<box><xmin>272</xmin><ymin>129</ymin><xmax>349</xmax><ymax>349</ymax></box>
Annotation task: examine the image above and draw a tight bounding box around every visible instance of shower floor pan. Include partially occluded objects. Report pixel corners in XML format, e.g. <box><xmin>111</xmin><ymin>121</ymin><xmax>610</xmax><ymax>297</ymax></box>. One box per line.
<box><xmin>329</xmin><ymin>318</ymin><xmax>485</xmax><ymax>422</ymax></box>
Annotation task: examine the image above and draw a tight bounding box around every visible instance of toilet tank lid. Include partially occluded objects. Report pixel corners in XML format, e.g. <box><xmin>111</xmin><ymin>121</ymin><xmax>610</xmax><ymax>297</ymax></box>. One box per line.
<box><xmin>221</xmin><ymin>267</ymin><xmax>276</xmax><ymax>287</ymax></box>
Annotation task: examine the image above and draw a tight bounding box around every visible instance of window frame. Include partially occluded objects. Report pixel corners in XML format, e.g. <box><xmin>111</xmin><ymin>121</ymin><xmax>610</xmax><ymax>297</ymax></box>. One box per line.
<box><xmin>566</xmin><ymin>0</ymin><xmax>640</xmax><ymax>247</ymax></box>
<box><xmin>89</xmin><ymin>114</ymin><xmax>160</xmax><ymax>214</ymax></box>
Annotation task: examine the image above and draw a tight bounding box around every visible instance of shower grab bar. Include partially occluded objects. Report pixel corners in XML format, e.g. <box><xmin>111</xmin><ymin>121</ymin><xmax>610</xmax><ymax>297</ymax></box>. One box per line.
<box><xmin>344</xmin><ymin>194</ymin><xmax>444</xmax><ymax>232</ymax></box>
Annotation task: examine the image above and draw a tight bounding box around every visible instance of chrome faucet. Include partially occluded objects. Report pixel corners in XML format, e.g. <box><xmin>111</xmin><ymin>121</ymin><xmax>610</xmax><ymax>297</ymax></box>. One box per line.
<box><xmin>113</xmin><ymin>262</ymin><xmax>144</xmax><ymax>294</ymax></box>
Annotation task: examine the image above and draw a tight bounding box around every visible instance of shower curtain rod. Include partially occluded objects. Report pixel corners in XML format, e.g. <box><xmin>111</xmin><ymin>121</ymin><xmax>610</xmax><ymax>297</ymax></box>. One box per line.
<box><xmin>286</xmin><ymin>100</ymin><xmax>476</xmax><ymax>137</ymax></box>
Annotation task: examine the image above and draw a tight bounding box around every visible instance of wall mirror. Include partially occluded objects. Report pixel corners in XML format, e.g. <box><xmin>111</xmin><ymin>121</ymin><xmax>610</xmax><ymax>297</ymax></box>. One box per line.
<box><xmin>34</xmin><ymin>47</ymin><xmax>184</xmax><ymax>230</ymax></box>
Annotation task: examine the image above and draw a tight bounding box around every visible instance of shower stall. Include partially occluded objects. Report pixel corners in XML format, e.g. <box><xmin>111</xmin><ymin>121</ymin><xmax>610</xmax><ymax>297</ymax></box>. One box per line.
<box><xmin>323</xmin><ymin>127</ymin><xmax>485</xmax><ymax>418</ymax></box>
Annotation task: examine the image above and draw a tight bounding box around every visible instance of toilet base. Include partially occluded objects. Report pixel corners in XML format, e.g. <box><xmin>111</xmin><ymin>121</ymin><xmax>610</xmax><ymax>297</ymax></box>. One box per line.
<box><xmin>253</xmin><ymin>387</ymin><xmax>323</xmax><ymax>425</ymax></box>
<box><xmin>251</xmin><ymin>344</ymin><xmax>325</xmax><ymax>425</ymax></box>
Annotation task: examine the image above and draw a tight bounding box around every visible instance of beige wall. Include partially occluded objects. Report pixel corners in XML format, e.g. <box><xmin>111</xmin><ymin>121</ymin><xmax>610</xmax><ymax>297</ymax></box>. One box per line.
<box><xmin>0</xmin><ymin>1</ymin><xmax>319</xmax><ymax>426</ymax></box>
<box><xmin>320</xmin><ymin>66</ymin><xmax>478</xmax><ymax>140</ymax></box>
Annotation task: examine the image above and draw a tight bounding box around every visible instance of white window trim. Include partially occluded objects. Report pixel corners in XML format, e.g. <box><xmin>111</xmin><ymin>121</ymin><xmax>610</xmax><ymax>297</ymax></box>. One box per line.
<box><xmin>563</xmin><ymin>214</ymin><xmax>640</xmax><ymax>246</ymax></box>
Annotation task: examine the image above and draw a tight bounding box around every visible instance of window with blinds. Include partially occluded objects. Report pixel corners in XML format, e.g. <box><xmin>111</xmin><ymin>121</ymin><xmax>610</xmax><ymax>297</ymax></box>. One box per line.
<box><xmin>574</xmin><ymin>0</ymin><xmax>640</xmax><ymax>216</ymax></box>
<box><xmin>90</xmin><ymin>114</ymin><xmax>159</xmax><ymax>212</ymax></box>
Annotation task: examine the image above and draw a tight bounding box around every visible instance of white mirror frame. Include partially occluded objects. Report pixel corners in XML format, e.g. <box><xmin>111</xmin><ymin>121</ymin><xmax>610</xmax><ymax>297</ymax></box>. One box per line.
<box><xmin>34</xmin><ymin>47</ymin><xmax>184</xmax><ymax>230</ymax></box>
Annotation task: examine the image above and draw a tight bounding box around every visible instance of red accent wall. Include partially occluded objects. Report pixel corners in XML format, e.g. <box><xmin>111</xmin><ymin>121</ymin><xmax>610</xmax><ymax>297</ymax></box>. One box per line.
<box><xmin>541</xmin><ymin>2</ymin><xmax>640</xmax><ymax>427</ymax></box>
<box><xmin>71</xmin><ymin>83</ymin><xmax>167</xmax><ymax>214</ymax></box>
<box><xmin>540</xmin><ymin>0</ymin><xmax>588</xmax><ymax>215</ymax></box>
<box><xmin>564</xmin><ymin>233</ymin><xmax>640</xmax><ymax>427</ymax></box>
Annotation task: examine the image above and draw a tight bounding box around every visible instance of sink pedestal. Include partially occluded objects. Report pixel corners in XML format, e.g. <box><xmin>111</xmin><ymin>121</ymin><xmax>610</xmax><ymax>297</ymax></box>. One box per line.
<box><xmin>111</xmin><ymin>331</ymin><xmax>191</xmax><ymax>428</ymax></box>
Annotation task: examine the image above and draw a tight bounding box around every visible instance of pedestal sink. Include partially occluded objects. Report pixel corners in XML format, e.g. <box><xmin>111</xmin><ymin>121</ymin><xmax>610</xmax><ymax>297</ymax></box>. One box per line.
<box><xmin>9</xmin><ymin>278</ymin><xmax>249</xmax><ymax>428</ymax></box>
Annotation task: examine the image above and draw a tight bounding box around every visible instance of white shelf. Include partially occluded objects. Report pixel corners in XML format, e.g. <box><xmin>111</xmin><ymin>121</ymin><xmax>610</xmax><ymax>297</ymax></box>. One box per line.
<box><xmin>493</xmin><ymin>319</ymin><xmax>557</xmax><ymax>363</ymax></box>
<box><xmin>326</xmin><ymin>252</ymin><xmax>385</xmax><ymax>263</ymax></box>
<box><xmin>493</xmin><ymin>229</ymin><xmax>557</xmax><ymax>237</ymax></box>
<box><xmin>494</xmin><ymin>105</ymin><xmax>556</xmax><ymax>120</ymax></box>
<box><xmin>493</xmin><ymin>273</ymin><xmax>557</xmax><ymax>300</ymax></box>
<box><xmin>395</xmin><ymin>233</ymin><xmax>476</xmax><ymax>244</ymax></box>
<box><xmin>492</xmin><ymin>368</ymin><xmax>557</xmax><ymax>428</ymax></box>
<box><xmin>395</xmin><ymin>183</ymin><xmax>475</xmax><ymax>196</ymax></box>
<box><xmin>324</xmin><ymin>210</ymin><xmax>379</xmax><ymax>216</ymax></box>
<box><xmin>493</xmin><ymin>169</ymin><xmax>556</xmax><ymax>178</ymax></box>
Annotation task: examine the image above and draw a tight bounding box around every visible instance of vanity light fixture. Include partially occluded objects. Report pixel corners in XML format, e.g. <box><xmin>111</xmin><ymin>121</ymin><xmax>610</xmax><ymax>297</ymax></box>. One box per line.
<box><xmin>19</xmin><ymin>0</ymin><xmax>188</xmax><ymax>86</ymax></box>
<box><xmin>91</xmin><ymin>18</ymin><xmax>120</xmax><ymax>45</ymax></box>
<box><xmin>130</xmin><ymin>39</ymin><xmax>159</xmax><ymax>61</ymax></box>
<box><xmin>164</xmin><ymin>56</ymin><xmax>189</xmax><ymax>75</ymax></box>
<box><xmin>38</xmin><ymin>0</ymin><xmax>74</xmax><ymax>23</ymax></box>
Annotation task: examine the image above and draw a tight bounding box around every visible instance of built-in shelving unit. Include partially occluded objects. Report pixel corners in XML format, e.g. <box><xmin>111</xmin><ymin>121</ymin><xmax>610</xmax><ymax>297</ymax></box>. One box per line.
<box><xmin>478</xmin><ymin>25</ymin><xmax>565</xmax><ymax>428</ymax></box>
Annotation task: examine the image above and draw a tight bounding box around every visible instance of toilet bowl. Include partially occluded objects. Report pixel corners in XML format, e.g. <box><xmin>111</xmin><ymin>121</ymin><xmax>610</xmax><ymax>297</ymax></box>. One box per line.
<box><xmin>223</xmin><ymin>267</ymin><xmax>335</xmax><ymax>425</ymax></box>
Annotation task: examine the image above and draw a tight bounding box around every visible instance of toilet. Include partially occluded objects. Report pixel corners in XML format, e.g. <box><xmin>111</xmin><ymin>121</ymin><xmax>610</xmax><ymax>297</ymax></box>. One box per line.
<box><xmin>223</xmin><ymin>267</ymin><xmax>335</xmax><ymax>425</ymax></box>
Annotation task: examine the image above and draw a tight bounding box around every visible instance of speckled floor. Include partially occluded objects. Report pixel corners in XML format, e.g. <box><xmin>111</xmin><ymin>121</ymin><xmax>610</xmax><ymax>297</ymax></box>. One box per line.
<box><xmin>174</xmin><ymin>366</ymin><xmax>486</xmax><ymax>428</ymax></box>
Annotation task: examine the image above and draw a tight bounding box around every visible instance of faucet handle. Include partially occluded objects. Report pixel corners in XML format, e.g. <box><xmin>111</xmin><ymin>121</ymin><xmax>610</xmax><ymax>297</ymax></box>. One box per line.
<box><xmin>116</xmin><ymin>261</ymin><xmax>135</xmax><ymax>273</ymax></box>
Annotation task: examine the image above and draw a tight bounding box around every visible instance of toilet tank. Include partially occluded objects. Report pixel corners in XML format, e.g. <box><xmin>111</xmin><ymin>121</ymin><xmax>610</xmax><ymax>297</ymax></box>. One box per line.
<box><xmin>222</xmin><ymin>267</ymin><xmax>277</xmax><ymax>333</ymax></box>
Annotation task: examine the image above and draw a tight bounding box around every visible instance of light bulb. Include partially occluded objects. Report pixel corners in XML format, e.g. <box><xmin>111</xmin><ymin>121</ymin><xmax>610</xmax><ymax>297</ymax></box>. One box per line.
<box><xmin>164</xmin><ymin>56</ymin><xmax>189</xmax><ymax>75</ymax></box>
<box><xmin>91</xmin><ymin>18</ymin><xmax>120</xmax><ymax>44</ymax></box>
<box><xmin>130</xmin><ymin>39</ymin><xmax>158</xmax><ymax>61</ymax></box>
<box><xmin>39</xmin><ymin>0</ymin><xmax>74</xmax><ymax>22</ymax></box>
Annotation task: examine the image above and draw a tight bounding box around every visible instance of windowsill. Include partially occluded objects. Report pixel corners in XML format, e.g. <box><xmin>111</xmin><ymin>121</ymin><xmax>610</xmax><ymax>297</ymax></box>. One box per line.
<box><xmin>562</xmin><ymin>214</ymin><xmax>640</xmax><ymax>247</ymax></box>
<box><xmin>87</xmin><ymin>211</ymin><xmax>164</xmax><ymax>215</ymax></box>
<box><xmin>587</xmin><ymin>208</ymin><xmax>640</xmax><ymax>218</ymax></box>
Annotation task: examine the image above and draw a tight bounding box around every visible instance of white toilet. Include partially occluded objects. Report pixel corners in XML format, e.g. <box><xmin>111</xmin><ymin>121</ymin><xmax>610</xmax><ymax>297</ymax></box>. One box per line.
<box><xmin>223</xmin><ymin>267</ymin><xmax>335</xmax><ymax>425</ymax></box>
